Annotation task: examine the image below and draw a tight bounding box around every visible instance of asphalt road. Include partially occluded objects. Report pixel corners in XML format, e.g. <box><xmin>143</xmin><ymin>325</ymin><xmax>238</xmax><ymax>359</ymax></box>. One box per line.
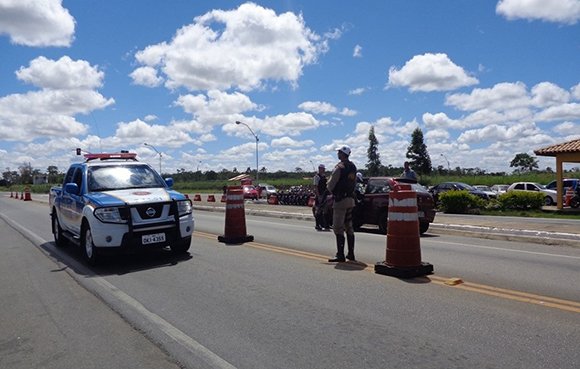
<box><xmin>1</xmin><ymin>196</ymin><xmax>579</xmax><ymax>369</ymax></box>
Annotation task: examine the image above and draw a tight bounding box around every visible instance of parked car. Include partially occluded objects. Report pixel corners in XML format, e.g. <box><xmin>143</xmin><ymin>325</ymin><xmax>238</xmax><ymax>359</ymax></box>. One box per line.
<box><xmin>351</xmin><ymin>177</ymin><xmax>436</xmax><ymax>234</ymax></box>
<box><xmin>491</xmin><ymin>184</ymin><xmax>509</xmax><ymax>195</ymax></box>
<box><xmin>242</xmin><ymin>185</ymin><xmax>259</xmax><ymax>200</ymax></box>
<box><xmin>506</xmin><ymin>182</ymin><xmax>558</xmax><ymax>205</ymax></box>
<box><xmin>429</xmin><ymin>182</ymin><xmax>490</xmax><ymax>204</ymax></box>
<box><xmin>473</xmin><ymin>185</ymin><xmax>498</xmax><ymax>199</ymax></box>
<box><xmin>545</xmin><ymin>178</ymin><xmax>580</xmax><ymax>195</ymax></box>
<box><xmin>257</xmin><ymin>183</ymin><xmax>278</xmax><ymax>198</ymax></box>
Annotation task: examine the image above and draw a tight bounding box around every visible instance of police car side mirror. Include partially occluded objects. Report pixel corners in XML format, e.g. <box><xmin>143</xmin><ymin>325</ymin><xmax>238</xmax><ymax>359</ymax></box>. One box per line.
<box><xmin>165</xmin><ymin>177</ymin><xmax>174</xmax><ymax>188</ymax></box>
<box><xmin>64</xmin><ymin>183</ymin><xmax>79</xmax><ymax>195</ymax></box>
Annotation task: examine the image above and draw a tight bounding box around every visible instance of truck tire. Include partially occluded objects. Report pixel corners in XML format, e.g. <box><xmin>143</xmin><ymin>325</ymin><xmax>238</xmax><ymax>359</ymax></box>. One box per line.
<box><xmin>419</xmin><ymin>222</ymin><xmax>430</xmax><ymax>235</ymax></box>
<box><xmin>171</xmin><ymin>236</ymin><xmax>191</xmax><ymax>254</ymax></box>
<box><xmin>82</xmin><ymin>224</ymin><xmax>100</xmax><ymax>266</ymax></box>
<box><xmin>377</xmin><ymin>211</ymin><xmax>388</xmax><ymax>234</ymax></box>
<box><xmin>51</xmin><ymin>212</ymin><xmax>67</xmax><ymax>248</ymax></box>
<box><xmin>544</xmin><ymin>196</ymin><xmax>554</xmax><ymax>206</ymax></box>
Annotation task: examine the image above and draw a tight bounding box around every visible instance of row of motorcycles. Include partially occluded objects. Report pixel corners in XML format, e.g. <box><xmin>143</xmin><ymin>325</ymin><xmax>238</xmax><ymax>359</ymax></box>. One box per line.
<box><xmin>275</xmin><ymin>185</ymin><xmax>316</xmax><ymax>206</ymax></box>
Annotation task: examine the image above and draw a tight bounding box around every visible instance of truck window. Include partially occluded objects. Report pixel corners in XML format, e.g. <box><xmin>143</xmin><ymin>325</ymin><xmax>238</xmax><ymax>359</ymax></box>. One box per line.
<box><xmin>63</xmin><ymin>167</ymin><xmax>75</xmax><ymax>184</ymax></box>
<box><xmin>72</xmin><ymin>168</ymin><xmax>83</xmax><ymax>191</ymax></box>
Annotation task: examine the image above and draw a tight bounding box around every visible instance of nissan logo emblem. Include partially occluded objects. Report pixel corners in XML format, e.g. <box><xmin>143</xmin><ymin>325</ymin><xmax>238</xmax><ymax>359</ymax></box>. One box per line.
<box><xmin>145</xmin><ymin>207</ymin><xmax>156</xmax><ymax>217</ymax></box>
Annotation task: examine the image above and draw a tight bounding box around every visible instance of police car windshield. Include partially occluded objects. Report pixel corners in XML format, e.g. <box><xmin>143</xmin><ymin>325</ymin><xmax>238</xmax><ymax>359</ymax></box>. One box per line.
<box><xmin>88</xmin><ymin>165</ymin><xmax>166</xmax><ymax>192</ymax></box>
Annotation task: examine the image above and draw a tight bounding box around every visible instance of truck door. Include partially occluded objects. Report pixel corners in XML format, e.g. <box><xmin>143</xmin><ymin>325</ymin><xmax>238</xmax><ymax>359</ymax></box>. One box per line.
<box><xmin>59</xmin><ymin>167</ymin><xmax>76</xmax><ymax>230</ymax></box>
<box><xmin>67</xmin><ymin>167</ymin><xmax>85</xmax><ymax>235</ymax></box>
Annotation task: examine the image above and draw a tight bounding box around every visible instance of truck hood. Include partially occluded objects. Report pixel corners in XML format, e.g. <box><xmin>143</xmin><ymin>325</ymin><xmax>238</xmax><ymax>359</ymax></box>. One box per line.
<box><xmin>88</xmin><ymin>188</ymin><xmax>173</xmax><ymax>206</ymax></box>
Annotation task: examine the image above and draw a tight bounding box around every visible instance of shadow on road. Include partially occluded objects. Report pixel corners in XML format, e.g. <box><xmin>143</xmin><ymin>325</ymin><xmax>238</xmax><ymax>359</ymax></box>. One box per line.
<box><xmin>40</xmin><ymin>241</ymin><xmax>192</xmax><ymax>277</ymax></box>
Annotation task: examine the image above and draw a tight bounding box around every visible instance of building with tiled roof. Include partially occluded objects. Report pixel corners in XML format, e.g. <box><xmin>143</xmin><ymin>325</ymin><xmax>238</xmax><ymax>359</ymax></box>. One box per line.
<box><xmin>534</xmin><ymin>139</ymin><xmax>580</xmax><ymax>209</ymax></box>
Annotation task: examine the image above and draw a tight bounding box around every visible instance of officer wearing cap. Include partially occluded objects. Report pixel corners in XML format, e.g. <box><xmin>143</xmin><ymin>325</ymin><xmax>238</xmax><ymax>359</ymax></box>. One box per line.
<box><xmin>326</xmin><ymin>145</ymin><xmax>357</xmax><ymax>262</ymax></box>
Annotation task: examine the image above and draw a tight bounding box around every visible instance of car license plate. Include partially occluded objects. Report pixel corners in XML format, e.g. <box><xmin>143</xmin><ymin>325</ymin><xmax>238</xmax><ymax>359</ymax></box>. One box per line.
<box><xmin>142</xmin><ymin>233</ymin><xmax>166</xmax><ymax>245</ymax></box>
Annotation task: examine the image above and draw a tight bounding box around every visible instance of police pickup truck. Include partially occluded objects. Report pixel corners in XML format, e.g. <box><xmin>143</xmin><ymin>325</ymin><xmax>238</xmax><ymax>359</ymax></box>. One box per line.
<box><xmin>49</xmin><ymin>152</ymin><xmax>194</xmax><ymax>264</ymax></box>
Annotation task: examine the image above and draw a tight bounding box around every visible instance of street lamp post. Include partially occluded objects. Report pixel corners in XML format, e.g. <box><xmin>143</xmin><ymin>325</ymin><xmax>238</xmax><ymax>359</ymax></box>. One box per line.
<box><xmin>440</xmin><ymin>153</ymin><xmax>450</xmax><ymax>173</ymax></box>
<box><xmin>197</xmin><ymin>160</ymin><xmax>202</xmax><ymax>172</ymax></box>
<box><xmin>144</xmin><ymin>143</ymin><xmax>162</xmax><ymax>174</ymax></box>
<box><xmin>235</xmin><ymin>121</ymin><xmax>259</xmax><ymax>182</ymax></box>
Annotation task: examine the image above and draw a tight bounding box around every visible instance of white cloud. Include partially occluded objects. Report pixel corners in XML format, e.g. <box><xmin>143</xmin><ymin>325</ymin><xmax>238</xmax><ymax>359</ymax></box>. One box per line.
<box><xmin>552</xmin><ymin>121</ymin><xmax>580</xmax><ymax>136</ymax></box>
<box><xmin>299</xmin><ymin>101</ymin><xmax>337</xmax><ymax>115</ymax></box>
<box><xmin>353</xmin><ymin>44</ymin><xmax>362</xmax><ymax>58</ymax></box>
<box><xmin>132</xmin><ymin>3</ymin><xmax>326</xmax><ymax>91</ymax></box>
<box><xmin>387</xmin><ymin>53</ymin><xmax>478</xmax><ymax>92</ymax></box>
<box><xmin>571</xmin><ymin>83</ymin><xmax>580</xmax><ymax>100</ymax></box>
<box><xmin>0</xmin><ymin>56</ymin><xmax>114</xmax><ymax>141</ymax></box>
<box><xmin>0</xmin><ymin>0</ymin><xmax>75</xmax><ymax>47</ymax></box>
<box><xmin>457</xmin><ymin>122</ymin><xmax>541</xmax><ymax>144</ymax></box>
<box><xmin>115</xmin><ymin>119</ymin><xmax>194</xmax><ymax>148</ymax></box>
<box><xmin>257</xmin><ymin>112</ymin><xmax>320</xmax><ymax>136</ymax></box>
<box><xmin>496</xmin><ymin>0</ymin><xmax>580</xmax><ymax>25</ymax></box>
<box><xmin>531</xmin><ymin>82</ymin><xmax>570</xmax><ymax>107</ymax></box>
<box><xmin>270</xmin><ymin>136</ymin><xmax>315</xmax><ymax>148</ymax></box>
<box><xmin>175</xmin><ymin>90</ymin><xmax>259</xmax><ymax>127</ymax></box>
<box><xmin>129</xmin><ymin>67</ymin><xmax>163</xmax><ymax>87</ymax></box>
<box><xmin>348</xmin><ymin>87</ymin><xmax>366</xmax><ymax>95</ymax></box>
<box><xmin>16</xmin><ymin>56</ymin><xmax>104</xmax><ymax>89</ymax></box>
<box><xmin>535</xmin><ymin>103</ymin><xmax>580</xmax><ymax>122</ymax></box>
<box><xmin>445</xmin><ymin>82</ymin><xmax>530</xmax><ymax>111</ymax></box>
<box><xmin>299</xmin><ymin>101</ymin><xmax>356</xmax><ymax>116</ymax></box>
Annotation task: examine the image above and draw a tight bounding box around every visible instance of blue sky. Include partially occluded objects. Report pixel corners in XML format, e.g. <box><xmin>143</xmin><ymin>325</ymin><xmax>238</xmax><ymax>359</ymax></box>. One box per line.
<box><xmin>0</xmin><ymin>0</ymin><xmax>579</xmax><ymax>176</ymax></box>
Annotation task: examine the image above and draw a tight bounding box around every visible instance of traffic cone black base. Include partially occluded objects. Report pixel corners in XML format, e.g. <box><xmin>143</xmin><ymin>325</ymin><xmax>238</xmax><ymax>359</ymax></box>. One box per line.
<box><xmin>217</xmin><ymin>234</ymin><xmax>254</xmax><ymax>244</ymax></box>
<box><xmin>374</xmin><ymin>261</ymin><xmax>433</xmax><ymax>279</ymax></box>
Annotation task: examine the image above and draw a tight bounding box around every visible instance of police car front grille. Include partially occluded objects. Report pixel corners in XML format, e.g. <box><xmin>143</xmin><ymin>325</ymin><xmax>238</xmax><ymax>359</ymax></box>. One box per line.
<box><xmin>135</xmin><ymin>203</ymin><xmax>164</xmax><ymax>219</ymax></box>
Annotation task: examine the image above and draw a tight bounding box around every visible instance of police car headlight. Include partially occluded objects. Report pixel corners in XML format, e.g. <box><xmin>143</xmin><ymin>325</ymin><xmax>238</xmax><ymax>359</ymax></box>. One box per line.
<box><xmin>177</xmin><ymin>199</ymin><xmax>192</xmax><ymax>216</ymax></box>
<box><xmin>94</xmin><ymin>207</ymin><xmax>127</xmax><ymax>223</ymax></box>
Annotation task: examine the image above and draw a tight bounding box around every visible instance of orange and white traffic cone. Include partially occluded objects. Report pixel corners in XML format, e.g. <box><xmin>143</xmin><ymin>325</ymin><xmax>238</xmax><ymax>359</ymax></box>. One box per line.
<box><xmin>23</xmin><ymin>187</ymin><xmax>32</xmax><ymax>201</ymax></box>
<box><xmin>267</xmin><ymin>194</ymin><xmax>279</xmax><ymax>205</ymax></box>
<box><xmin>218</xmin><ymin>186</ymin><xmax>254</xmax><ymax>244</ymax></box>
<box><xmin>375</xmin><ymin>184</ymin><xmax>433</xmax><ymax>278</ymax></box>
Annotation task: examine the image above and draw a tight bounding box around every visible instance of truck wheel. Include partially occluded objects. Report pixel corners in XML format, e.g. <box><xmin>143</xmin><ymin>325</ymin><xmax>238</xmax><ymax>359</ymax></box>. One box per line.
<box><xmin>51</xmin><ymin>212</ymin><xmax>67</xmax><ymax>247</ymax></box>
<box><xmin>571</xmin><ymin>197</ymin><xmax>580</xmax><ymax>208</ymax></box>
<box><xmin>171</xmin><ymin>236</ymin><xmax>191</xmax><ymax>254</ymax></box>
<box><xmin>82</xmin><ymin>225</ymin><xmax>100</xmax><ymax>265</ymax></box>
<box><xmin>544</xmin><ymin>196</ymin><xmax>554</xmax><ymax>206</ymax></box>
<box><xmin>419</xmin><ymin>222</ymin><xmax>430</xmax><ymax>235</ymax></box>
<box><xmin>378</xmin><ymin>212</ymin><xmax>388</xmax><ymax>234</ymax></box>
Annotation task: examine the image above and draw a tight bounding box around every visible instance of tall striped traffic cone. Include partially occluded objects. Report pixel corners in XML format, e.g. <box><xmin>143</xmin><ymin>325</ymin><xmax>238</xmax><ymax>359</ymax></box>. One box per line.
<box><xmin>375</xmin><ymin>184</ymin><xmax>433</xmax><ymax>278</ymax></box>
<box><xmin>218</xmin><ymin>186</ymin><xmax>254</xmax><ymax>244</ymax></box>
<box><xmin>23</xmin><ymin>187</ymin><xmax>32</xmax><ymax>201</ymax></box>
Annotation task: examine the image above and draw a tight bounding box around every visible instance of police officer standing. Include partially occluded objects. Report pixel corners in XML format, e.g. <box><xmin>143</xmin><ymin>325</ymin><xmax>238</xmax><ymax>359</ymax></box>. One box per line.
<box><xmin>327</xmin><ymin>145</ymin><xmax>357</xmax><ymax>262</ymax></box>
<box><xmin>313</xmin><ymin>164</ymin><xmax>329</xmax><ymax>230</ymax></box>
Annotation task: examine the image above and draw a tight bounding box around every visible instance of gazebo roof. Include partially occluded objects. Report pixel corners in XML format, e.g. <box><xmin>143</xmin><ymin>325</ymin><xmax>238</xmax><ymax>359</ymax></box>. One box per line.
<box><xmin>534</xmin><ymin>139</ymin><xmax>580</xmax><ymax>157</ymax></box>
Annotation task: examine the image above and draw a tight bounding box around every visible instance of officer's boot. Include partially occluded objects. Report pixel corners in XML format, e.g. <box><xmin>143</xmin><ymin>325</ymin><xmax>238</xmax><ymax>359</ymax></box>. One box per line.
<box><xmin>328</xmin><ymin>234</ymin><xmax>346</xmax><ymax>262</ymax></box>
<box><xmin>346</xmin><ymin>234</ymin><xmax>356</xmax><ymax>261</ymax></box>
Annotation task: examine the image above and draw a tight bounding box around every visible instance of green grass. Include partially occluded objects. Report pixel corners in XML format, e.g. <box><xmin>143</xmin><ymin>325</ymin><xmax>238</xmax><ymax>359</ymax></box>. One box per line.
<box><xmin>479</xmin><ymin>208</ymin><xmax>580</xmax><ymax>219</ymax></box>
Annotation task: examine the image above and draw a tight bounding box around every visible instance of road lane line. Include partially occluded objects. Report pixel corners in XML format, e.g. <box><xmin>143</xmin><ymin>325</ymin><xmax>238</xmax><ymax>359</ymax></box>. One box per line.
<box><xmin>194</xmin><ymin>231</ymin><xmax>580</xmax><ymax>314</ymax></box>
<box><xmin>427</xmin><ymin>239</ymin><xmax>580</xmax><ymax>259</ymax></box>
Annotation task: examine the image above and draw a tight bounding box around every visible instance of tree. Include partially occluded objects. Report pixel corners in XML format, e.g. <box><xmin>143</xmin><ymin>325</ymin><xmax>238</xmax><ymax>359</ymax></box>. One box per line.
<box><xmin>510</xmin><ymin>153</ymin><xmax>538</xmax><ymax>173</ymax></box>
<box><xmin>47</xmin><ymin>166</ymin><xmax>60</xmax><ymax>183</ymax></box>
<box><xmin>405</xmin><ymin>128</ymin><xmax>432</xmax><ymax>175</ymax></box>
<box><xmin>366</xmin><ymin>126</ymin><xmax>381</xmax><ymax>176</ymax></box>
<box><xmin>18</xmin><ymin>162</ymin><xmax>33</xmax><ymax>184</ymax></box>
